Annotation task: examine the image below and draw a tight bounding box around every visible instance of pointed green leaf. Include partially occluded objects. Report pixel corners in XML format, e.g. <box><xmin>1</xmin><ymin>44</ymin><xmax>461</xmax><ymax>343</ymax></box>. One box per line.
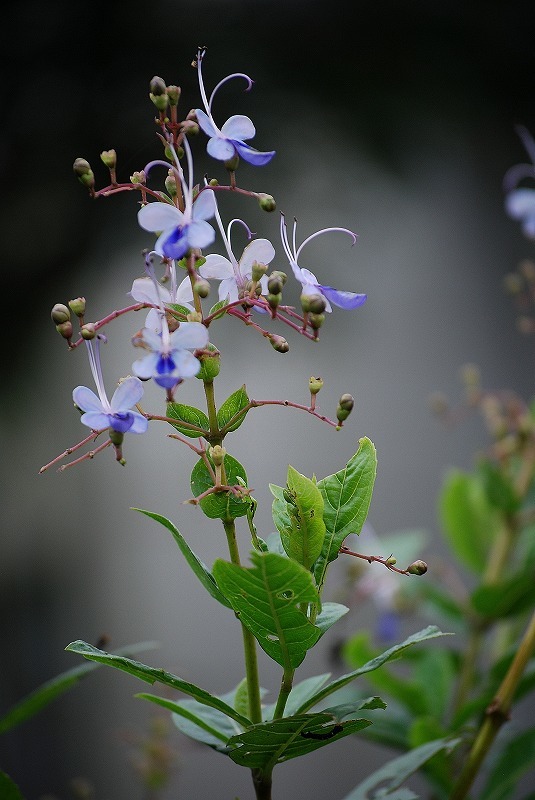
<box><xmin>315</xmin><ymin>438</ymin><xmax>377</xmax><ymax>587</ymax></box>
<box><xmin>341</xmin><ymin>736</ymin><xmax>461</xmax><ymax>800</ymax></box>
<box><xmin>212</xmin><ymin>551</ymin><xmax>321</xmax><ymax>669</ymax></box>
<box><xmin>295</xmin><ymin>626</ymin><xmax>451</xmax><ymax>713</ymax></box>
<box><xmin>166</xmin><ymin>402</ymin><xmax>210</xmax><ymax>438</ymax></box>
<box><xmin>314</xmin><ymin>602</ymin><xmax>349</xmax><ymax>636</ymax></box>
<box><xmin>0</xmin><ymin>641</ymin><xmax>158</xmax><ymax>735</ymax></box>
<box><xmin>0</xmin><ymin>772</ymin><xmax>25</xmax><ymax>800</ymax></box>
<box><xmin>136</xmin><ymin>693</ymin><xmax>236</xmax><ymax>751</ymax></box>
<box><xmin>168</xmin><ymin>302</ymin><xmax>197</xmax><ymax>319</ymax></box>
<box><xmin>190</xmin><ymin>453</ymin><xmax>250</xmax><ymax>520</ymax></box>
<box><xmin>208</xmin><ymin>296</ymin><xmax>230</xmax><ymax>319</ymax></box>
<box><xmin>132</xmin><ymin>509</ymin><xmax>231</xmax><ymax>607</ymax></box>
<box><xmin>263</xmin><ymin>674</ymin><xmax>332</xmax><ymax>721</ymax></box>
<box><xmin>480</xmin><ymin>727</ymin><xmax>535</xmax><ymax>800</ymax></box>
<box><xmin>217</xmin><ymin>385</ymin><xmax>250</xmax><ymax>433</ymax></box>
<box><xmin>275</xmin><ymin>466</ymin><xmax>326</xmax><ymax>570</ymax></box>
<box><xmin>64</xmin><ymin>640</ymin><xmax>251</xmax><ymax>728</ymax></box>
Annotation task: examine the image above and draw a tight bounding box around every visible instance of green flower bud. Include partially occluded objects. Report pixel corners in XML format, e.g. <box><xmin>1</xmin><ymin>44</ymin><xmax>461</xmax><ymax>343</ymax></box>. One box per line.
<box><xmin>130</xmin><ymin>170</ymin><xmax>146</xmax><ymax>184</ymax></box>
<box><xmin>339</xmin><ymin>393</ymin><xmax>354</xmax><ymax>411</ymax></box>
<box><xmin>309</xmin><ymin>312</ymin><xmax>325</xmax><ymax>330</ymax></box>
<box><xmin>166</xmin><ymin>85</ymin><xmax>181</xmax><ymax>105</ymax></box>
<box><xmin>407</xmin><ymin>560</ymin><xmax>428</xmax><ymax>576</ymax></box>
<box><xmin>81</xmin><ymin>323</ymin><xmax>96</xmax><ymax>340</ymax></box>
<box><xmin>251</xmin><ymin>261</ymin><xmax>268</xmax><ymax>282</ymax></box>
<box><xmin>182</xmin><ymin>120</ymin><xmax>199</xmax><ymax>136</ymax></box>
<box><xmin>165</xmin><ymin>172</ymin><xmax>177</xmax><ymax>196</ymax></box>
<box><xmin>109</xmin><ymin>429</ymin><xmax>124</xmax><ymax>447</ymax></box>
<box><xmin>270</xmin><ymin>270</ymin><xmax>287</xmax><ymax>286</ymax></box>
<box><xmin>208</xmin><ymin>178</ymin><xmax>219</xmax><ymax>186</ymax></box>
<box><xmin>51</xmin><ymin>303</ymin><xmax>71</xmax><ymax>324</ymax></box>
<box><xmin>195</xmin><ymin>344</ymin><xmax>221</xmax><ymax>381</ymax></box>
<box><xmin>307</xmin><ymin>294</ymin><xmax>327</xmax><ymax>314</ymax></box>
<box><xmin>267</xmin><ymin>276</ymin><xmax>283</xmax><ymax>295</ymax></box>
<box><xmin>224</xmin><ymin>154</ymin><xmax>240</xmax><ymax>172</ymax></box>
<box><xmin>258</xmin><ymin>193</ymin><xmax>276</xmax><ymax>212</ymax></box>
<box><xmin>194</xmin><ymin>278</ymin><xmax>211</xmax><ymax>298</ymax></box>
<box><xmin>386</xmin><ymin>556</ymin><xmax>397</xmax><ymax>566</ymax></box>
<box><xmin>56</xmin><ymin>320</ymin><xmax>73</xmax><ymax>340</ymax></box>
<box><xmin>269</xmin><ymin>334</ymin><xmax>289</xmax><ymax>353</ymax></box>
<box><xmin>186</xmin><ymin>311</ymin><xmax>203</xmax><ymax>323</ymax></box>
<box><xmin>309</xmin><ymin>376</ymin><xmax>323</xmax><ymax>395</ymax></box>
<box><xmin>150</xmin><ymin>76</ymin><xmax>167</xmax><ymax>96</ymax></box>
<box><xmin>210</xmin><ymin>444</ymin><xmax>226</xmax><ymax>466</ymax></box>
<box><xmin>267</xmin><ymin>293</ymin><xmax>280</xmax><ymax>309</ymax></box>
<box><xmin>68</xmin><ymin>297</ymin><xmax>86</xmax><ymax>317</ymax></box>
<box><xmin>164</xmin><ymin>145</ymin><xmax>184</xmax><ymax>161</ymax></box>
<box><xmin>100</xmin><ymin>149</ymin><xmax>117</xmax><ymax>170</ymax></box>
<box><xmin>73</xmin><ymin>158</ymin><xmax>94</xmax><ymax>189</ymax></box>
<box><xmin>245</xmin><ymin>280</ymin><xmax>262</xmax><ymax>297</ymax></box>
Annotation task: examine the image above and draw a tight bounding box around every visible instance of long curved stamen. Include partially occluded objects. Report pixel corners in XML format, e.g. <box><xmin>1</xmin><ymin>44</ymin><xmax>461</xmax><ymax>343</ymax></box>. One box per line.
<box><xmin>503</xmin><ymin>163</ymin><xmax>535</xmax><ymax>193</ymax></box>
<box><xmin>181</xmin><ymin>137</ymin><xmax>195</xmax><ymax>215</ymax></box>
<box><xmin>295</xmin><ymin>227</ymin><xmax>357</xmax><ymax>260</ymax></box>
<box><xmin>516</xmin><ymin>125</ymin><xmax>535</xmax><ymax>165</ymax></box>
<box><xmin>208</xmin><ymin>73</ymin><xmax>254</xmax><ymax>111</ymax></box>
<box><xmin>85</xmin><ymin>337</ymin><xmax>111</xmax><ymax>411</ymax></box>
<box><xmin>196</xmin><ymin>47</ymin><xmax>212</xmax><ymax>120</ymax></box>
<box><xmin>279</xmin><ymin>213</ymin><xmax>295</xmax><ymax>265</ymax></box>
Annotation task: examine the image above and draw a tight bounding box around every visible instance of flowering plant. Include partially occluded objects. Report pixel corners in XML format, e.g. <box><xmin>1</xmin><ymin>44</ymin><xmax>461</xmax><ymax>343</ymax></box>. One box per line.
<box><xmin>4</xmin><ymin>48</ymin><xmax>534</xmax><ymax>800</ymax></box>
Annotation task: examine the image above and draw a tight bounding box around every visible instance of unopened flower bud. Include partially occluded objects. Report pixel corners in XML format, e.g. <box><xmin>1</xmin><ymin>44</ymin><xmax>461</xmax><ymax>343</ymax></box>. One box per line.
<box><xmin>149</xmin><ymin>76</ymin><xmax>168</xmax><ymax>111</ymax></box>
<box><xmin>309</xmin><ymin>376</ymin><xmax>324</xmax><ymax>395</ymax></box>
<box><xmin>269</xmin><ymin>334</ymin><xmax>289</xmax><ymax>353</ymax></box>
<box><xmin>68</xmin><ymin>297</ymin><xmax>86</xmax><ymax>317</ymax></box>
<box><xmin>186</xmin><ymin>311</ymin><xmax>203</xmax><ymax>323</ymax></box>
<box><xmin>130</xmin><ymin>170</ymin><xmax>146</xmax><ymax>184</ymax></box>
<box><xmin>208</xmin><ymin>178</ymin><xmax>219</xmax><ymax>186</ymax></box>
<box><xmin>56</xmin><ymin>320</ymin><xmax>73</xmax><ymax>340</ymax></box>
<box><xmin>245</xmin><ymin>280</ymin><xmax>262</xmax><ymax>297</ymax></box>
<box><xmin>307</xmin><ymin>295</ymin><xmax>327</xmax><ymax>314</ymax></box>
<box><xmin>210</xmin><ymin>444</ymin><xmax>226</xmax><ymax>466</ymax></box>
<box><xmin>336</xmin><ymin>394</ymin><xmax>354</xmax><ymax>423</ymax></box>
<box><xmin>503</xmin><ymin>272</ymin><xmax>523</xmax><ymax>294</ymax></box>
<box><xmin>194</xmin><ymin>278</ymin><xmax>210</xmax><ymax>298</ymax></box>
<box><xmin>73</xmin><ymin>158</ymin><xmax>94</xmax><ymax>189</ymax></box>
<box><xmin>309</xmin><ymin>312</ymin><xmax>325</xmax><ymax>330</ymax></box>
<box><xmin>407</xmin><ymin>560</ymin><xmax>428</xmax><ymax>576</ymax></box>
<box><xmin>267</xmin><ymin>293</ymin><xmax>280</xmax><ymax>309</ymax></box>
<box><xmin>182</xmin><ymin>120</ymin><xmax>199</xmax><ymax>136</ymax></box>
<box><xmin>51</xmin><ymin>303</ymin><xmax>71</xmax><ymax>324</ymax></box>
<box><xmin>166</xmin><ymin>85</ymin><xmax>181</xmax><ymax>105</ymax></box>
<box><xmin>100</xmin><ymin>149</ymin><xmax>117</xmax><ymax>170</ymax></box>
<box><xmin>258</xmin><ymin>193</ymin><xmax>276</xmax><ymax>212</ymax></box>
<box><xmin>196</xmin><ymin>344</ymin><xmax>221</xmax><ymax>381</ymax></box>
<box><xmin>267</xmin><ymin>276</ymin><xmax>283</xmax><ymax>295</ymax></box>
<box><xmin>251</xmin><ymin>262</ymin><xmax>268</xmax><ymax>282</ymax></box>
<box><xmin>386</xmin><ymin>556</ymin><xmax>397</xmax><ymax>566</ymax></box>
<box><xmin>224</xmin><ymin>154</ymin><xmax>240</xmax><ymax>171</ymax></box>
<box><xmin>81</xmin><ymin>323</ymin><xmax>96</xmax><ymax>340</ymax></box>
<box><xmin>165</xmin><ymin>172</ymin><xmax>178</xmax><ymax>196</ymax></box>
<box><xmin>270</xmin><ymin>270</ymin><xmax>287</xmax><ymax>286</ymax></box>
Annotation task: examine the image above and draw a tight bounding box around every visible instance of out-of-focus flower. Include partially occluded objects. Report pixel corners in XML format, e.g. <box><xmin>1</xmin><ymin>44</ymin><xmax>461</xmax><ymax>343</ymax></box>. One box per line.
<box><xmin>130</xmin><ymin>274</ymin><xmax>194</xmax><ymax>331</ymax></box>
<box><xmin>504</xmin><ymin>125</ymin><xmax>535</xmax><ymax>240</ymax></box>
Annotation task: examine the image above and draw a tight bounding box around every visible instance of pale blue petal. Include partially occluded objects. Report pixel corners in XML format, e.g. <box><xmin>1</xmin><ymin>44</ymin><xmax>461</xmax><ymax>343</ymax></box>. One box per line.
<box><xmin>144</xmin><ymin>308</ymin><xmax>163</xmax><ymax>331</ymax></box>
<box><xmin>80</xmin><ymin>411</ymin><xmax>111</xmax><ymax>430</ymax></box>
<box><xmin>128</xmin><ymin>411</ymin><xmax>149</xmax><ymax>434</ymax></box>
<box><xmin>207</xmin><ymin>137</ymin><xmax>236</xmax><ymax>161</ymax></box>
<box><xmin>140</xmin><ymin>328</ymin><xmax>163</xmax><ymax>351</ymax></box>
<box><xmin>195</xmin><ymin>108</ymin><xmax>218</xmax><ymax>138</ymax></box>
<box><xmin>110</xmin><ymin>376</ymin><xmax>144</xmax><ymax>412</ymax></box>
<box><xmin>192</xmin><ymin>189</ymin><xmax>216</xmax><ymax>221</ymax></box>
<box><xmin>175</xmin><ymin>275</ymin><xmax>195</xmax><ymax>304</ymax></box>
<box><xmin>240</xmin><ymin>238</ymin><xmax>276</xmax><ymax>272</ymax></box>
<box><xmin>233</xmin><ymin>141</ymin><xmax>276</xmax><ymax>166</ymax></box>
<box><xmin>132</xmin><ymin>352</ymin><xmax>160</xmax><ymax>379</ymax></box>
<box><xmin>199</xmin><ymin>254</ymin><xmax>234</xmax><ymax>280</ymax></box>
<box><xmin>170</xmin><ymin>321</ymin><xmax>209</xmax><ymax>350</ymax></box>
<box><xmin>220</xmin><ymin>114</ymin><xmax>256</xmax><ymax>141</ymax></box>
<box><xmin>318</xmin><ymin>284</ymin><xmax>368</xmax><ymax>309</ymax></box>
<box><xmin>172</xmin><ymin>349</ymin><xmax>202</xmax><ymax>378</ymax></box>
<box><xmin>219</xmin><ymin>277</ymin><xmax>238</xmax><ymax>303</ymax></box>
<box><xmin>130</xmin><ymin>277</ymin><xmax>171</xmax><ymax>305</ymax></box>
<box><xmin>73</xmin><ymin>386</ymin><xmax>104</xmax><ymax>414</ymax></box>
<box><xmin>505</xmin><ymin>188</ymin><xmax>535</xmax><ymax>220</ymax></box>
<box><xmin>138</xmin><ymin>202</ymin><xmax>183</xmax><ymax>233</ymax></box>
<box><xmin>187</xmin><ymin>219</ymin><xmax>216</xmax><ymax>249</ymax></box>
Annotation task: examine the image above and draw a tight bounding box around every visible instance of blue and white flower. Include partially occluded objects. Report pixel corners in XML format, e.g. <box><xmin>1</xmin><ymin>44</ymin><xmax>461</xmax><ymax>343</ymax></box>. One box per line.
<box><xmin>504</xmin><ymin>125</ymin><xmax>535</xmax><ymax>240</ymax></box>
<box><xmin>194</xmin><ymin>48</ymin><xmax>275</xmax><ymax>167</ymax></box>
<box><xmin>73</xmin><ymin>338</ymin><xmax>148</xmax><ymax>435</ymax></box>
<box><xmin>130</xmin><ymin>272</ymin><xmax>194</xmax><ymax>332</ymax></box>
<box><xmin>280</xmin><ymin>214</ymin><xmax>367</xmax><ymax>312</ymax></box>
<box><xmin>138</xmin><ymin>186</ymin><xmax>216</xmax><ymax>260</ymax></box>
<box><xmin>132</xmin><ymin>321</ymin><xmax>209</xmax><ymax>390</ymax></box>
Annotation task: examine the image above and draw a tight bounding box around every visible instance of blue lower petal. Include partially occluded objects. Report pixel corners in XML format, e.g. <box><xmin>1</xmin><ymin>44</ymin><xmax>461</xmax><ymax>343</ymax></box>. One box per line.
<box><xmin>162</xmin><ymin>227</ymin><xmax>190</xmax><ymax>259</ymax></box>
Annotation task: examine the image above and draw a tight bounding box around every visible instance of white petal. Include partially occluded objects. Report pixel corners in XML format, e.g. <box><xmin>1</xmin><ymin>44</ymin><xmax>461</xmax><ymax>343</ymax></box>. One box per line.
<box><xmin>199</xmin><ymin>253</ymin><xmax>235</xmax><ymax>280</ymax></box>
<box><xmin>132</xmin><ymin>352</ymin><xmax>159</xmax><ymax>379</ymax></box>
<box><xmin>175</xmin><ymin>275</ymin><xmax>195</xmax><ymax>304</ymax></box>
<box><xmin>138</xmin><ymin>202</ymin><xmax>183</xmax><ymax>233</ymax></box>
<box><xmin>172</xmin><ymin>350</ymin><xmax>202</xmax><ymax>377</ymax></box>
<box><xmin>207</xmin><ymin>137</ymin><xmax>236</xmax><ymax>161</ymax></box>
<box><xmin>195</xmin><ymin>108</ymin><xmax>219</xmax><ymax>138</ymax></box>
<box><xmin>221</xmin><ymin>114</ymin><xmax>256</xmax><ymax>141</ymax></box>
<box><xmin>192</xmin><ymin>189</ymin><xmax>216</xmax><ymax>221</ymax></box>
<box><xmin>219</xmin><ymin>278</ymin><xmax>239</xmax><ymax>303</ymax></box>
<box><xmin>170</xmin><ymin>321</ymin><xmax>209</xmax><ymax>350</ymax></box>
<box><xmin>80</xmin><ymin>411</ymin><xmax>111</xmax><ymax>430</ymax></box>
<box><xmin>130</xmin><ymin>277</ymin><xmax>171</xmax><ymax>305</ymax></box>
<box><xmin>187</xmin><ymin>219</ymin><xmax>216</xmax><ymax>249</ymax></box>
<box><xmin>239</xmin><ymin>238</ymin><xmax>275</xmax><ymax>272</ymax></box>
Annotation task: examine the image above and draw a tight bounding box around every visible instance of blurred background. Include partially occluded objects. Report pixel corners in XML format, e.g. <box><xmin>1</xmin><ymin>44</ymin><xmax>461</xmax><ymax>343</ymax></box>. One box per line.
<box><xmin>3</xmin><ymin>0</ymin><xmax>535</xmax><ymax>797</ymax></box>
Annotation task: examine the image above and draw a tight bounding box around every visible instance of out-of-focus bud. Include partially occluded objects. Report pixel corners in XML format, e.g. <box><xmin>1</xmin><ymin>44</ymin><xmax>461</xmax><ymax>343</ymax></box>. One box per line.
<box><xmin>309</xmin><ymin>376</ymin><xmax>323</xmax><ymax>395</ymax></box>
<box><xmin>186</xmin><ymin>311</ymin><xmax>203</xmax><ymax>323</ymax></box>
<box><xmin>68</xmin><ymin>297</ymin><xmax>86</xmax><ymax>317</ymax></box>
<box><xmin>267</xmin><ymin>276</ymin><xmax>283</xmax><ymax>295</ymax></box>
<box><xmin>251</xmin><ymin>262</ymin><xmax>268</xmax><ymax>282</ymax></box>
<box><xmin>196</xmin><ymin>344</ymin><xmax>221</xmax><ymax>381</ymax></box>
<box><xmin>307</xmin><ymin>294</ymin><xmax>327</xmax><ymax>314</ymax></box>
<box><xmin>51</xmin><ymin>303</ymin><xmax>71</xmax><ymax>324</ymax></box>
<box><xmin>269</xmin><ymin>334</ymin><xmax>289</xmax><ymax>353</ymax></box>
<box><xmin>267</xmin><ymin>293</ymin><xmax>280</xmax><ymax>310</ymax></box>
<box><xmin>224</xmin><ymin>154</ymin><xmax>240</xmax><ymax>171</ymax></box>
<box><xmin>386</xmin><ymin>556</ymin><xmax>397</xmax><ymax>566</ymax></box>
<box><xmin>194</xmin><ymin>278</ymin><xmax>211</xmax><ymax>298</ymax></box>
<box><xmin>336</xmin><ymin>393</ymin><xmax>354</xmax><ymax>423</ymax></box>
<box><xmin>81</xmin><ymin>323</ymin><xmax>96</xmax><ymax>340</ymax></box>
<box><xmin>164</xmin><ymin>145</ymin><xmax>184</xmax><ymax>161</ymax></box>
<box><xmin>210</xmin><ymin>444</ymin><xmax>226</xmax><ymax>466</ymax></box>
<box><xmin>309</xmin><ymin>312</ymin><xmax>325</xmax><ymax>331</ymax></box>
<box><xmin>56</xmin><ymin>320</ymin><xmax>73</xmax><ymax>340</ymax></box>
<box><xmin>182</xmin><ymin>120</ymin><xmax>199</xmax><ymax>136</ymax></box>
<box><xmin>407</xmin><ymin>560</ymin><xmax>428</xmax><ymax>576</ymax></box>
<box><xmin>149</xmin><ymin>76</ymin><xmax>169</xmax><ymax>111</ymax></box>
<box><xmin>100</xmin><ymin>150</ymin><xmax>117</xmax><ymax>170</ymax></box>
<box><xmin>167</xmin><ymin>85</ymin><xmax>181</xmax><ymax>106</ymax></box>
<box><xmin>428</xmin><ymin>391</ymin><xmax>449</xmax><ymax>416</ymax></box>
<box><xmin>208</xmin><ymin>178</ymin><xmax>219</xmax><ymax>186</ymax></box>
<box><xmin>520</xmin><ymin>259</ymin><xmax>535</xmax><ymax>281</ymax></box>
<box><xmin>73</xmin><ymin>158</ymin><xmax>94</xmax><ymax>190</ymax></box>
<box><xmin>503</xmin><ymin>272</ymin><xmax>523</xmax><ymax>294</ymax></box>
<box><xmin>165</xmin><ymin>172</ymin><xmax>178</xmax><ymax>197</ymax></box>
<box><xmin>270</xmin><ymin>270</ymin><xmax>287</xmax><ymax>286</ymax></box>
<box><xmin>130</xmin><ymin>170</ymin><xmax>146</xmax><ymax>184</ymax></box>
<box><xmin>258</xmin><ymin>193</ymin><xmax>276</xmax><ymax>212</ymax></box>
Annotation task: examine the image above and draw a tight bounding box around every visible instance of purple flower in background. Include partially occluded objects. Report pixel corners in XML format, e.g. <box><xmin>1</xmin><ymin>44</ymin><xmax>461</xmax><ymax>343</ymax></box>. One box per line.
<box><xmin>73</xmin><ymin>338</ymin><xmax>148</xmax><ymax>435</ymax></box>
<box><xmin>504</xmin><ymin>125</ymin><xmax>535</xmax><ymax>240</ymax></box>
<box><xmin>279</xmin><ymin>214</ymin><xmax>367</xmax><ymax>312</ymax></box>
<box><xmin>138</xmin><ymin>188</ymin><xmax>216</xmax><ymax>260</ymax></box>
<box><xmin>132</xmin><ymin>321</ymin><xmax>209</xmax><ymax>390</ymax></box>
<box><xmin>194</xmin><ymin>48</ymin><xmax>275</xmax><ymax>167</ymax></box>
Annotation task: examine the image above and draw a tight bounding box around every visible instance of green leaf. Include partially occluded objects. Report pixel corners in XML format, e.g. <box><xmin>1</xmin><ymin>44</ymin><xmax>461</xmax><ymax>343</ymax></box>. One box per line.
<box><xmin>228</xmin><ymin>705</ymin><xmax>375</xmax><ymax>769</ymax></box>
<box><xmin>64</xmin><ymin>640</ymin><xmax>251</xmax><ymax>728</ymax></box>
<box><xmin>340</xmin><ymin>736</ymin><xmax>461</xmax><ymax>800</ymax></box>
<box><xmin>439</xmin><ymin>469</ymin><xmax>498</xmax><ymax>574</ymax></box>
<box><xmin>272</xmin><ymin>467</ymin><xmax>326</xmax><ymax>571</ymax></box>
<box><xmin>208</xmin><ymin>296</ymin><xmax>230</xmax><ymax>319</ymax></box>
<box><xmin>0</xmin><ymin>772</ymin><xmax>25</xmax><ymax>800</ymax></box>
<box><xmin>190</xmin><ymin>453</ymin><xmax>250</xmax><ymax>520</ymax></box>
<box><xmin>480</xmin><ymin>727</ymin><xmax>535</xmax><ymax>800</ymax></box>
<box><xmin>478</xmin><ymin>458</ymin><xmax>521</xmax><ymax>514</ymax></box>
<box><xmin>295</xmin><ymin>626</ymin><xmax>451</xmax><ymax>713</ymax></box>
<box><xmin>212</xmin><ymin>551</ymin><xmax>321</xmax><ymax>669</ymax></box>
<box><xmin>217</xmin><ymin>385</ymin><xmax>250</xmax><ymax>433</ymax></box>
<box><xmin>0</xmin><ymin>641</ymin><xmax>158</xmax><ymax>735</ymax></box>
<box><xmin>168</xmin><ymin>302</ymin><xmax>195</xmax><ymax>319</ymax></box>
<box><xmin>315</xmin><ymin>438</ymin><xmax>377</xmax><ymax>587</ymax></box>
<box><xmin>132</xmin><ymin>508</ymin><xmax>231</xmax><ymax>607</ymax></box>
<box><xmin>166</xmin><ymin>402</ymin><xmax>210</xmax><ymax>438</ymax></box>
<box><xmin>471</xmin><ymin>569</ymin><xmax>535</xmax><ymax>619</ymax></box>
<box><xmin>314</xmin><ymin>602</ymin><xmax>349</xmax><ymax>636</ymax></box>
<box><xmin>136</xmin><ymin>693</ymin><xmax>237</xmax><ymax>751</ymax></box>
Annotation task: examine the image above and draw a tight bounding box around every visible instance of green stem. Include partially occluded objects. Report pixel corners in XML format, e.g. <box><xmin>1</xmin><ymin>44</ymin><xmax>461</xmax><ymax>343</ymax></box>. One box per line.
<box><xmin>273</xmin><ymin>667</ymin><xmax>295</xmax><ymax>720</ymax></box>
<box><xmin>252</xmin><ymin>766</ymin><xmax>273</xmax><ymax>800</ymax></box>
<box><xmin>449</xmin><ymin>608</ymin><xmax>535</xmax><ymax>800</ymax></box>
<box><xmin>203</xmin><ymin>380</ymin><xmax>221</xmax><ymax>444</ymax></box>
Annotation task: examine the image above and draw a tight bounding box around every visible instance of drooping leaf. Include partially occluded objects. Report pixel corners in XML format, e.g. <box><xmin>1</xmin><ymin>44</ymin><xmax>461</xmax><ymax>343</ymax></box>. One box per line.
<box><xmin>0</xmin><ymin>641</ymin><xmax>158</xmax><ymax>735</ymax></box>
<box><xmin>212</xmin><ymin>551</ymin><xmax>321</xmax><ymax>669</ymax></box>
<box><xmin>64</xmin><ymin>640</ymin><xmax>251</xmax><ymax>728</ymax></box>
<box><xmin>315</xmin><ymin>438</ymin><xmax>377</xmax><ymax>587</ymax></box>
<box><xmin>439</xmin><ymin>469</ymin><xmax>498</xmax><ymax>574</ymax></box>
<box><xmin>340</xmin><ymin>736</ymin><xmax>461</xmax><ymax>800</ymax></box>
<box><xmin>132</xmin><ymin>508</ymin><xmax>231</xmax><ymax>607</ymax></box>
<box><xmin>0</xmin><ymin>772</ymin><xmax>25</xmax><ymax>800</ymax></box>
<box><xmin>217</xmin><ymin>385</ymin><xmax>250</xmax><ymax>433</ymax></box>
<box><xmin>166</xmin><ymin>402</ymin><xmax>210</xmax><ymax>438</ymax></box>
<box><xmin>190</xmin><ymin>453</ymin><xmax>250</xmax><ymax>520</ymax></box>
<box><xmin>480</xmin><ymin>727</ymin><xmax>535</xmax><ymax>800</ymax></box>
<box><xmin>295</xmin><ymin>626</ymin><xmax>451</xmax><ymax>713</ymax></box>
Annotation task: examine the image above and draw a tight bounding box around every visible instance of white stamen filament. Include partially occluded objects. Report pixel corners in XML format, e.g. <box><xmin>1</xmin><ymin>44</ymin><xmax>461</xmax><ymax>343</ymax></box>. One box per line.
<box><xmin>85</xmin><ymin>338</ymin><xmax>111</xmax><ymax>412</ymax></box>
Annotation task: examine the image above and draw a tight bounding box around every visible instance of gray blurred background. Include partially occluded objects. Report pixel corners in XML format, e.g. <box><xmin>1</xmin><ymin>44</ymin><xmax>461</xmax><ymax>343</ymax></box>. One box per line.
<box><xmin>3</xmin><ymin>1</ymin><xmax>535</xmax><ymax>797</ymax></box>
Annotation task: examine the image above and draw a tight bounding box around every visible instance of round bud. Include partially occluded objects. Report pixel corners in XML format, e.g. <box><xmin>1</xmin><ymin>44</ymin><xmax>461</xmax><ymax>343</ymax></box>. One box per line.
<box><xmin>55</xmin><ymin>320</ymin><xmax>73</xmax><ymax>340</ymax></box>
<box><xmin>309</xmin><ymin>312</ymin><xmax>325</xmax><ymax>330</ymax></box>
<box><xmin>210</xmin><ymin>444</ymin><xmax>226</xmax><ymax>467</ymax></box>
<box><xmin>130</xmin><ymin>170</ymin><xmax>146</xmax><ymax>184</ymax></box>
<box><xmin>267</xmin><ymin>293</ymin><xmax>280</xmax><ymax>309</ymax></box>
<box><xmin>165</xmin><ymin>173</ymin><xmax>178</xmax><ymax>197</ymax></box>
<box><xmin>68</xmin><ymin>297</ymin><xmax>86</xmax><ymax>317</ymax></box>
<box><xmin>251</xmin><ymin>262</ymin><xmax>268</xmax><ymax>282</ymax></box>
<box><xmin>224</xmin><ymin>154</ymin><xmax>240</xmax><ymax>172</ymax></box>
<box><xmin>339</xmin><ymin>393</ymin><xmax>354</xmax><ymax>411</ymax></box>
<box><xmin>309</xmin><ymin>376</ymin><xmax>323</xmax><ymax>395</ymax></box>
<box><xmin>166</xmin><ymin>85</ymin><xmax>181</xmax><ymax>105</ymax></box>
<box><xmin>182</xmin><ymin>120</ymin><xmax>199</xmax><ymax>136</ymax></box>
<box><xmin>186</xmin><ymin>311</ymin><xmax>203</xmax><ymax>323</ymax></box>
<box><xmin>258</xmin><ymin>193</ymin><xmax>276</xmax><ymax>212</ymax></box>
<box><xmin>51</xmin><ymin>303</ymin><xmax>71</xmax><ymax>324</ymax></box>
<box><xmin>149</xmin><ymin>76</ymin><xmax>167</xmax><ymax>96</ymax></box>
<box><xmin>386</xmin><ymin>556</ymin><xmax>397</xmax><ymax>566</ymax></box>
<box><xmin>100</xmin><ymin>149</ymin><xmax>117</xmax><ymax>170</ymax></box>
<box><xmin>267</xmin><ymin>276</ymin><xmax>283</xmax><ymax>295</ymax></box>
<box><xmin>407</xmin><ymin>560</ymin><xmax>428</xmax><ymax>576</ymax></box>
<box><xmin>208</xmin><ymin>178</ymin><xmax>219</xmax><ymax>186</ymax></box>
<box><xmin>269</xmin><ymin>334</ymin><xmax>289</xmax><ymax>353</ymax></box>
<box><xmin>270</xmin><ymin>270</ymin><xmax>287</xmax><ymax>286</ymax></box>
<box><xmin>195</xmin><ymin>344</ymin><xmax>221</xmax><ymax>381</ymax></box>
<box><xmin>81</xmin><ymin>323</ymin><xmax>96</xmax><ymax>340</ymax></box>
<box><xmin>307</xmin><ymin>294</ymin><xmax>327</xmax><ymax>314</ymax></box>
<box><xmin>245</xmin><ymin>280</ymin><xmax>262</xmax><ymax>297</ymax></box>
<box><xmin>73</xmin><ymin>158</ymin><xmax>94</xmax><ymax>189</ymax></box>
<box><xmin>194</xmin><ymin>278</ymin><xmax>211</xmax><ymax>298</ymax></box>
<box><xmin>109</xmin><ymin>429</ymin><xmax>124</xmax><ymax>447</ymax></box>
